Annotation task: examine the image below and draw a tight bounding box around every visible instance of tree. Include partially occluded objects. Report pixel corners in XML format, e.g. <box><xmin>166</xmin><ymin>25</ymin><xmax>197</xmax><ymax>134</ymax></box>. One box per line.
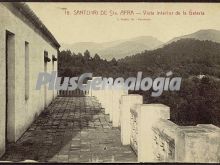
<box><xmin>77</xmin><ymin>52</ymin><xmax>83</xmax><ymax>57</ymax></box>
<box><xmin>111</xmin><ymin>57</ymin><xmax>117</xmax><ymax>65</ymax></box>
<box><xmin>94</xmin><ymin>53</ymin><xmax>101</xmax><ymax>61</ymax></box>
<box><xmin>84</xmin><ymin>50</ymin><xmax>91</xmax><ymax>61</ymax></box>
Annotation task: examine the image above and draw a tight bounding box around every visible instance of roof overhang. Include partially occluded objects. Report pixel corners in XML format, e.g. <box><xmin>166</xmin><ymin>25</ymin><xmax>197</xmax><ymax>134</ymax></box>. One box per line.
<box><xmin>10</xmin><ymin>2</ymin><xmax>60</xmax><ymax>49</ymax></box>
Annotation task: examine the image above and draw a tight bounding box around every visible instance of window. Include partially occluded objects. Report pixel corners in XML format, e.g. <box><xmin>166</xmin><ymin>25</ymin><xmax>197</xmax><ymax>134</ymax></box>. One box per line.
<box><xmin>25</xmin><ymin>42</ymin><xmax>29</xmax><ymax>101</ymax></box>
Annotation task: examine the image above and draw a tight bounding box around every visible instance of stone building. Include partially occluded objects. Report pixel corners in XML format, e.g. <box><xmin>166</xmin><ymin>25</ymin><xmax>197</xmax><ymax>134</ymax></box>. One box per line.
<box><xmin>0</xmin><ymin>2</ymin><xmax>60</xmax><ymax>157</ymax></box>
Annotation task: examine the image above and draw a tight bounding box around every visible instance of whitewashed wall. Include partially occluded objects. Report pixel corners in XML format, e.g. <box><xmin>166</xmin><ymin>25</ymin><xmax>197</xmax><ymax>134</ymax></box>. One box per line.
<box><xmin>0</xmin><ymin>3</ymin><xmax>58</xmax><ymax>157</ymax></box>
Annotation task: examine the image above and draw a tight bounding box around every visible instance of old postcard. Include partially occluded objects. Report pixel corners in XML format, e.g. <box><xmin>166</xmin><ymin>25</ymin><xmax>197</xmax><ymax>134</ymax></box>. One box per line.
<box><xmin>0</xmin><ymin>1</ymin><xmax>220</xmax><ymax>163</ymax></box>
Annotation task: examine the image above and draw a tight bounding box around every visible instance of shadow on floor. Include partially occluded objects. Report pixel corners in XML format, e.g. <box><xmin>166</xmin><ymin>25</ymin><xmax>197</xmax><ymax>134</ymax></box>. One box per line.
<box><xmin>0</xmin><ymin>97</ymin><xmax>136</xmax><ymax>163</ymax></box>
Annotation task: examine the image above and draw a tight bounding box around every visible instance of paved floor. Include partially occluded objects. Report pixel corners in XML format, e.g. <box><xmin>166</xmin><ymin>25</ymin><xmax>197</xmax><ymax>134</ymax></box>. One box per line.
<box><xmin>0</xmin><ymin>97</ymin><xmax>137</xmax><ymax>163</ymax></box>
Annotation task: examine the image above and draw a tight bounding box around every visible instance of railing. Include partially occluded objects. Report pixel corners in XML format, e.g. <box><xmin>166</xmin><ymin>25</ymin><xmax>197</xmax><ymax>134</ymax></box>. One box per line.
<box><xmin>58</xmin><ymin>84</ymin><xmax>90</xmax><ymax>97</ymax></box>
<box><xmin>56</xmin><ymin>77</ymin><xmax>220</xmax><ymax>162</ymax></box>
<box><xmin>89</xmin><ymin>77</ymin><xmax>220</xmax><ymax>163</ymax></box>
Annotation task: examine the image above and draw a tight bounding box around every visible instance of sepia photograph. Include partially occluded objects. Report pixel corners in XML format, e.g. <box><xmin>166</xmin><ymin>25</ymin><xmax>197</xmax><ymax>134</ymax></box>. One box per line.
<box><xmin>0</xmin><ymin>1</ymin><xmax>220</xmax><ymax>163</ymax></box>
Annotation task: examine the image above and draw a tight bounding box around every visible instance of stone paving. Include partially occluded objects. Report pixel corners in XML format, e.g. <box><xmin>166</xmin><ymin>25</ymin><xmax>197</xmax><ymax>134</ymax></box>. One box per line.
<box><xmin>0</xmin><ymin>97</ymin><xmax>137</xmax><ymax>163</ymax></box>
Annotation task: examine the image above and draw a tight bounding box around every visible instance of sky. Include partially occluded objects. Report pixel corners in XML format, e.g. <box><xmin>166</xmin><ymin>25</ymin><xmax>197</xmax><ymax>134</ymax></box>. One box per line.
<box><xmin>27</xmin><ymin>3</ymin><xmax>220</xmax><ymax>44</ymax></box>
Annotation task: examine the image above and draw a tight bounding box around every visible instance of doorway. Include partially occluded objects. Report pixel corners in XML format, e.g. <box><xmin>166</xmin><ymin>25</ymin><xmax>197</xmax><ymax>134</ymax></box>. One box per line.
<box><xmin>44</xmin><ymin>51</ymin><xmax>48</xmax><ymax>108</ymax></box>
<box><xmin>5</xmin><ymin>30</ymin><xmax>15</xmax><ymax>144</ymax></box>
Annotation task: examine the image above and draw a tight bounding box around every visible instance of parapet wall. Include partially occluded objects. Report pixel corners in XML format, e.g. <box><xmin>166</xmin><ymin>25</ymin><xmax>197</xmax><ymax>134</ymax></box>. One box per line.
<box><xmin>90</xmin><ymin>83</ymin><xmax>220</xmax><ymax>163</ymax></box>
<box><xmin>151</xmin><ymin>120</ymin><xmax>220</xmax><ymax>162</ymax></box>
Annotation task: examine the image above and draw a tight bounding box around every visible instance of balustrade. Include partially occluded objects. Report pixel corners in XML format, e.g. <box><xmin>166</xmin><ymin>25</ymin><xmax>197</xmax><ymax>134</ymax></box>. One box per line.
<box><xmin>58</xmin><ymin>77</ymin><xmax>220</xmax><ymax>163</ymax></box>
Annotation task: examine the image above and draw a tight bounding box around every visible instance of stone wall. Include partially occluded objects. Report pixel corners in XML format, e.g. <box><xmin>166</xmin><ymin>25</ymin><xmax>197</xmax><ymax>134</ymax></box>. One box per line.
<box><xmin>0</xmin><ymin>3</ymin><xmax>58</xmax><ymax>157</ymax></box>
<box><xmin>90</xmin><ymin>85</ymin><xmax>220</xmax><ymax>163</ymax></box>
<box><xmin>151</xmin><ymin>120</ymin><xmax>220</xmax><ymax>163</ymax></box>
<box><xmin>151</xmin><ymin>119</ymin><xmax>177</xmax><ymax>162</ymax></box>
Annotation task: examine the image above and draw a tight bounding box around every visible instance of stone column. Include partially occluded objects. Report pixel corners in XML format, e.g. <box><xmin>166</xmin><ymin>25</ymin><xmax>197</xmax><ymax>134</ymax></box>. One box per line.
<box><xmin>112</xmin><ymin>88</ymin><xmax>128</xmax><ymax>127</ymax></box>
<box><xmin>87</xmin><ymin>80</ymin><xmax>92</xmax><ymax>97</ymax></box>
<box><xmin>106</xmin><ymin>88</ymin><xmax>113</xmax><ymax>120</ymax></box>
<box><xmin>175</xmin><ymin>124</ymin><xmax>220</xmax><ymax>163</ymax></box>
<box><xmin>91</xmin><ymin>77</ymin><xmax>102</xmax><ymax>98</ymax></box>
<box><xmin>136</xmin><ymin>104</ymin><xmax>170</xmax><ymax>162</ymax></box>
<box><xmin>120</xmin><ymin>94</ymin><xmax>143</xmax><ymax>145</ymax></box>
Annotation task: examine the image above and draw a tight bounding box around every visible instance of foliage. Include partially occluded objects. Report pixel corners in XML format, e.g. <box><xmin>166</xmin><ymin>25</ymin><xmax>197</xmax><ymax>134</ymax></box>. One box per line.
<box><xmin>119</xmin><ymin>39</ymin><xmax>220</xmax><ymax>78</ymax></box>
<box><xmin>58</xmin><ymin>39</ymin><xmax>220</xmax><ymax>126</ymax></box>
<box><xmin>58</xmin><ymin>50</ymin><xmax>136</xmax><ymax>78</ymax></box>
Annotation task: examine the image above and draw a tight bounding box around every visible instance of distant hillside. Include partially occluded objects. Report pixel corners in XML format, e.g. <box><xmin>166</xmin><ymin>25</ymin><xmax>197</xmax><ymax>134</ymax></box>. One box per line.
<box><xmin>119</xmin><ymin>38</ymin><xmax>220</xmax><ymax>78</ymax></box>
<box><xmin>166</xmin><ymin>29</ymin><xmax>220</xmax><ymax>45</ymax></box>
<box><xmin>61</xmin><ymin>36</ymin><xmax>163</xmax><ymax>60</ymax></box>
<box><xmin>58</xmin><ymin>38</ymin><xmax>220</xmax><ymax>126</ymax></box>
<box><xmin>61</xmin><ymin>40</ymin><xmax>124</xmax><ymax>56</ymax></box>
<box><xmin>62</xmin><ymin>42</ymin><xmax>103</xmax><ymax>54</ymax></box>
